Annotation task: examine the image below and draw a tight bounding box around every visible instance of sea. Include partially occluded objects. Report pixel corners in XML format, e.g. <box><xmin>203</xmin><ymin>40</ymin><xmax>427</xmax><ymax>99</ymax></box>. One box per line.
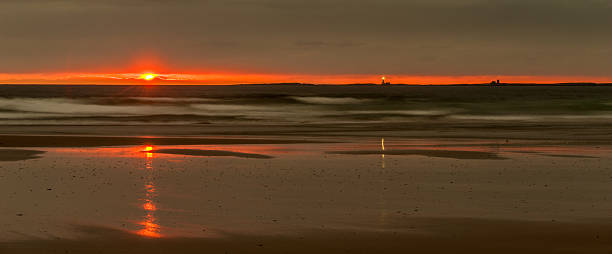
<box><xmin>0</xmin><ymin>84</ymin><xmax>611</xmax><ymax>126</ymax></box>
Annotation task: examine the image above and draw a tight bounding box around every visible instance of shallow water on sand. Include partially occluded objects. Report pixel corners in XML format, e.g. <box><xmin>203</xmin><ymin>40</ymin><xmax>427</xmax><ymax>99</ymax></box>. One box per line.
<box><xmin>1</xmin><ymin>137</ymin><xmax>612</xmax><ymax>240</ymax></box>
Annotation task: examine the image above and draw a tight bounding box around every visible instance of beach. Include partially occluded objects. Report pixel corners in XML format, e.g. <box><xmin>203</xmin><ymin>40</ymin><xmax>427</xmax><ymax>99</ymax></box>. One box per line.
<box><xmin>1</xmin><ymin>85</ymin><xmax>612</xmax><ymax>253</ymax></box>
<box><xmin>5</xmin><ymin>0</ymin><xmax>612</xmax><ymax>250</ymax></box>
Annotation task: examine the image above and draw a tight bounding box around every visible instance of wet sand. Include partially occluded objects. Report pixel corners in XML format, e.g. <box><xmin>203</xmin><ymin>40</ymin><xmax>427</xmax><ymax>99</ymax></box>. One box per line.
<box><xmin>0</xmin><ymin>149</ymin><xmax>45</xmax><ymax>161</ymax></box>
<box><xmin>1</xmin><ymin>120</ymin><xmax>612</xmax><ymax>142</ymax></box>
<box><xmin>511</xmin><ymin>151</ymin><xmax>600</xmax><ymax>159</ymax></box>
<box><xmin>3</xmin><ymin>218</ymin><xmax>612</xmax><ymax>254</ymax></box>
<box><xmin>149</xmin><ymin>149</ymin><xmax>273</xmax><ymax>159</ymax></box>
<box><xmin>327</xmin><ymin>149</ymin><xmax>506</xmax><ymax>160</ymax></box>
<box><xmin>1</xmin><ymin>131</ymin><xmax>611</xmax><ymax>253</ymax></box>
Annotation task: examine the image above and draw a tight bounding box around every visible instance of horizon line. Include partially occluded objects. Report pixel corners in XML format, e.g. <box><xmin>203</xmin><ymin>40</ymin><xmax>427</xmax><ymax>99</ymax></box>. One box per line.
<box><xmin>2</xmin><ymin>82</ymin><xmax>612</xmax><ymax>86</ymax></box>
<box><xmin>2</xmin><ymin>73</ymin><xmax>612</xmax><ymax>85</ymax></box>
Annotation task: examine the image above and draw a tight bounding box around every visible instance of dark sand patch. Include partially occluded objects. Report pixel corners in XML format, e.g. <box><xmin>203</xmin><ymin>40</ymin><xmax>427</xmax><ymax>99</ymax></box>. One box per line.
<box><xmin>327</xmin><ymin>149</ymin><xmax>506</xmax><ymax>160</ymax></box>
<box><xmin>541</xmin><ymin>154</ymin><xmax>599</xmax><ymax>159</ymax></box>
<box><xmin>0</xmin><ymin>149</ymin><xmax>45</xmax><ymax>161</ymax></box>
<box><xmin>3</xmin><ymin>218</ymin><xmax>612</xmax><ymax>253</ymax></box>
<box><xmin>149</xmin><ymin>149</ymin><xmax>272</xmax><ymax>159</ymax></box>
<box><xmin>510</xmin><ymin>151</ymin><xmax>599</xmax><ymax>159</ymax></box>
<box><xmin>509</xmin><ymin>151</ymin><xmax>540</xmax><ymax>154</ymax></box>
<box><xmin>0</xmin><ymin>135</ymin><xmax>325</xmax><ymax>148</ymax></box>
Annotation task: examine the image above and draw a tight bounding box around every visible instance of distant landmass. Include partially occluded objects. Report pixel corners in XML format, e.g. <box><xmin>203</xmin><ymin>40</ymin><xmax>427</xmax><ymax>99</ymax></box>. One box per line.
<box><xmin>2</xmin><ymin>82</ymin><xmax>612</xmax><ymax>86</ymax></box>
<box><xmin>238</xmin><ymin>82</ymin><xmax>612</xmax><ymax>86</ymax></box>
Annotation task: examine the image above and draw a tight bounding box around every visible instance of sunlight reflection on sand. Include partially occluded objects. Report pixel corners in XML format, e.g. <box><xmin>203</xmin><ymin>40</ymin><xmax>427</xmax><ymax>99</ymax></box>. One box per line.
<box><xmin>137</xmin><ymin>147</ymin><xmax>161</xmax><ymax>238</ymax></box>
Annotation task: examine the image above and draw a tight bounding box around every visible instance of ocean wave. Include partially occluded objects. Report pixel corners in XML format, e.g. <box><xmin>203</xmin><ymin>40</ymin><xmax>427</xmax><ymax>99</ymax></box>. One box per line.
<box><xmin>346</xmin><ymin>110</ymin><xmax>452</xmax><ymax>116</ymax></box>
<box><xmin>189</xmin><ymin>104</ymin><xmax>323</xmax><ymax>120</ymax></box>
<box><xmin>190</xmin><ymin>104</ymin><xmax>273</xmax><ymax>112</ymax></box>
<box><xmin>0</xmin><ymin>119</ymin><xmax>205</xmax><ymax>125</ymax></box>
<box><xmin>4</xmin><ymin>93</ymin><xmax>610</xmax><ymax>126</ymax></box>
<box><xmin>450</xmin><ymin>114</ymin><xmax>612</xmax><ymax>121</ymax></box>
<box><xmin>290</xmin><ymin>96</ymin><xmax>371</xmax><ymax>104</ymax></box>
<box><xmin>0</xmin><ymin>112</ymin><xmax>69</xmax><ymax>119</ymax></box>
<box><xmin>0</xmin><ymin>98</ymin><xmax>320</xmax><ymax>123</ymax></box>
<box><xmin>0</xmin><ymin>98</ymin><xmax>188</xmax><ymax>115</ymax></box>
<box><xmin>124</xmin><ymin>97</ymin><xmax>215</xmax><ymax>103</ymax></box>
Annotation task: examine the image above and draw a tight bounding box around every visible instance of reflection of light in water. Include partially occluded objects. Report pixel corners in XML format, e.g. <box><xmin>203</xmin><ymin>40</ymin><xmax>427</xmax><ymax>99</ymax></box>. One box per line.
<box><xmin>139</xmin><ymin>214</ymin><xmax>161</xmax><ymax>238</ymax></box>
<box><xmin>381</xmin><ymin>138</ymin><xmax>385</xmax><ymax>169</ymax></box>
<box><xmin>143</xmin><ymin>183</ymin><xmax>157</xmax><ymax>211</ymax></box>
<box><xmin>143</xmin><ymin>200</ymin><xmax>156</xmax><ymax>211</ymax></box>
<box><xmin>145</xmin><ymin>146</ymin><xmax>154</xmax><ymax>159</ymax></box>
<box><xmin>378</xmin><ymin>138</ymin><xmax>387</xmax><ymax>224</ymax></box>
<box><xmin>137</xmin><ymin>145</ymin><xmax>161</xmax><ymax>238</ymax></box>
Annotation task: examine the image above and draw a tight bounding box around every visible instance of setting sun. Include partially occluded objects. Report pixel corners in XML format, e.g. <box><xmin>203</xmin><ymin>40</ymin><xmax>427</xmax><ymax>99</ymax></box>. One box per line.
<box><xmin>140</xmin><ymin>73</ymin><xmax>158</xmax><ymax>81</ymax></box>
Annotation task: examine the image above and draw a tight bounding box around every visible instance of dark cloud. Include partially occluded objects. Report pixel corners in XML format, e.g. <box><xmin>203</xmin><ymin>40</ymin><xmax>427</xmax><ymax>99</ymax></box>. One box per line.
<box><xmin>1</xmin><ymin>0</ymin><xmax>611</xmax><ymax>76</ymax></box>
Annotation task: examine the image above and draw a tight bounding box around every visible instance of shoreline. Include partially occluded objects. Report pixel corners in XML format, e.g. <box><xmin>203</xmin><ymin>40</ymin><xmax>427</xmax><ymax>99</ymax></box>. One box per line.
<box><xmin>0</xmin><ymin>120</ymin><xmax>611</xmax><ymax>144</ymax></box>
<box><xmin>0</xmin><ymin>135</ymin><xmax>327</xmax><ymax>148</ymax></box>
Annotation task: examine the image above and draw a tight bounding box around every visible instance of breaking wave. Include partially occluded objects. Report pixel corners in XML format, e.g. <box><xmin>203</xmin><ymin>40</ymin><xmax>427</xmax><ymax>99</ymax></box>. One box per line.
<box><xmin>1</xmin><ymin>85</ymin><xmax>610</xmax><ymax>125</ymax></box>
<box><xmin>290</xmin><ymin>96</ymin><xmax>371</xmax><ymax>104</ymax></box>
<box><xmin>0</xmin><ymin>98</ymin><xmax>187</xmax><ymax>115</ymax></box>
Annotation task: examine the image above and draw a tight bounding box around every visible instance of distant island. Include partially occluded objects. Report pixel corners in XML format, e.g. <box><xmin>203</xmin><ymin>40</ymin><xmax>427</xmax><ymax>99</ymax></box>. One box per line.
<box><xmin>236</xmin><ymin>82</ymin><xmax>612</xmax><ymax>87</ymax></box>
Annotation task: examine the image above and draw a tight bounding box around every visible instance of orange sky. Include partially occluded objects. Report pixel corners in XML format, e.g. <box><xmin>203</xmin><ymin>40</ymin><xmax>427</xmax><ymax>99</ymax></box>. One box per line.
<box><xmin>1</xmin><ymin>72</ymin><xmax>612</xmax><ymax>85</ymax></box>
<box><xmin>3</xmin><ymin>1</ymin><xmax>612</xmax><ymax>85</ymax></box>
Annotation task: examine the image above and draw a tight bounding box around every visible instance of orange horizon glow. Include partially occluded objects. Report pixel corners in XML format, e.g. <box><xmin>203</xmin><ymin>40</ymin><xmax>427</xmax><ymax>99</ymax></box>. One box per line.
<box><xmin>1</xmin><ymin>72</ymin><xmax>612</xmax><ymax>85</ymax></box>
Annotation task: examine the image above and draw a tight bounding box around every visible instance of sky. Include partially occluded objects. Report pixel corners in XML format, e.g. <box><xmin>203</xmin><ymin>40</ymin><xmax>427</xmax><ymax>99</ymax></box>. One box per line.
<box><xmin>1</xmin><ymin>0</ymin><xmax>611</xmax><ymax>84</ymax></box>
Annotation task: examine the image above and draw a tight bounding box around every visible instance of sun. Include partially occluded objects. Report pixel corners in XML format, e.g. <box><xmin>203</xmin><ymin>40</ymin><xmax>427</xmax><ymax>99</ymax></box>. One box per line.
<box><xmin>139</xmin><ymin>73</ymin><xmax>158</xmax><ymax>81</ymax></box>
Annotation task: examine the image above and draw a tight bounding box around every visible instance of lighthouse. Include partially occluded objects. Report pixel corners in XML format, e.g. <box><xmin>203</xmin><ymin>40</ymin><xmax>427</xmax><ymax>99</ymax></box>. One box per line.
<box><xmin>381</xmin><ymin>76</ymin><xmax>390</xmax><ymax>85</ymax></box>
